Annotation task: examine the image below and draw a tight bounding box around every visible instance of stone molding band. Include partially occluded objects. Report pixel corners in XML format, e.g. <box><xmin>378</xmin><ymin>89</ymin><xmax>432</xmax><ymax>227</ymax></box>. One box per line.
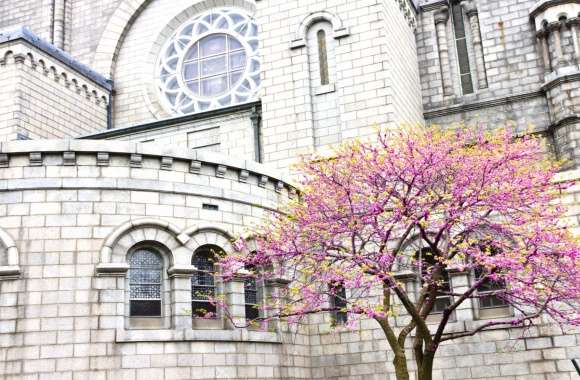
<box><xmin>0</xmin><ymin>139</ymin><xmax>296</xmax><ymax>193</ymax></box>
<box><xmin>424</xmin><ymin>90</ymin><xmax>545</xmax><ymax>119</ymax></box>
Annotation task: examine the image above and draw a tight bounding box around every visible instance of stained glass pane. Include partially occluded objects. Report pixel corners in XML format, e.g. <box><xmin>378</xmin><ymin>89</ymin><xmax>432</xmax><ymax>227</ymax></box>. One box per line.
<box><xmin>200</xmin><ymin>34</ymin><xmax>227</xmax><ymax>57</ymax></box>
<box><xmin>201</xmin><ymin>56</ymin><xmax>227</xmax><ymax>76</ymax></box>
<box><xmin>192</xmin><ymin>249</ymin><xmax>218</xmax><ymax>310</ymax></box>
<box><xmin>129</xmin><ymin>249</ymin><xmax>162</xmax><ymax>317</ymax></box>
<box><xmin>228</xmin><ymin>36</ymin><xmax>243</xmax><ymax>51</ymax></box>
<box><xmin>229</xmin><ymin>51</ymin><xmax>247</xmax><ymax>70</ymax></box>
<box><xmin>183</xmin><ymin>62</ymin><xmax>199</xmax><ymax>79</ymax></box>
<box><xmin>201</xmin><ymin>76</ymin><xmax>227</xmax><ymax>96</ymax></box>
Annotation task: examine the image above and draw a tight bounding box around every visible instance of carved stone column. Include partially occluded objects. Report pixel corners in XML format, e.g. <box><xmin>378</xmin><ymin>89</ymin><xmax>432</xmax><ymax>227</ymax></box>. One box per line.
<box><xmin>224</xmin><ymin>276</ymin><xmax>247</xmax><ymax>329</ymax></box>
<box><xmin>537</xmin><ymin>29</ymin><xmax>553</xmax><ymax>75</ymax></box>
<box><xmin>265</xmin><ymin>278</ymin><xmax>290</xmax><ymax>332</ymax></box>
<box><xmin>568</xmin><ymin>18</ymin><xmax>580</xmax><ymax>65</ymax></box>
<box><xmin>434</xmin><ymin>6</ymin><xmax>453</xmax><ymax>96</ymax></box>
<box><xmin>461</xmin><ymin>0</ymin><xmax>488</xmax><ymax>89</ymax></box>
<box><xmin>168</xmin><ymin>265</ymin><xmax>197</xmax><ymax>329</ymax></box>
<box><xmin>549</xmin><ymin>21</ymin><xmax>565</xmax><ymax>69</ymax></box>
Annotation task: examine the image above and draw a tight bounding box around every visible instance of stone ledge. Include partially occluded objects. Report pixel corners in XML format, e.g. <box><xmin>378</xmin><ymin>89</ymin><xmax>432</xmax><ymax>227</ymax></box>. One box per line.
<box><xmin>115</xmin><ymin>328</ymin><xmax>281</xmax><ymax>344</ymax></box>
<box><xmin>95</xmin><ymin>263</ymin><xmax>130</xmax><ymax>277</ymax></box>
<box><xmin>424</xmin><ymin>90</ymin><xmax>545</xmax><ymax>120</ymax></box>
<box><xmin>0</xmin><ymin>265</ymin><xmax>21</xmax><ymax>280</ymax></box>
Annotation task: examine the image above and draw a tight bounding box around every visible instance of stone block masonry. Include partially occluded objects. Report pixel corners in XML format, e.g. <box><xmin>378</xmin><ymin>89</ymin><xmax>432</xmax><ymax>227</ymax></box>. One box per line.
<box><xmin>0</xmin><ymin>140</ymin><xmax>312</xmax><ymax>380</ymax></box>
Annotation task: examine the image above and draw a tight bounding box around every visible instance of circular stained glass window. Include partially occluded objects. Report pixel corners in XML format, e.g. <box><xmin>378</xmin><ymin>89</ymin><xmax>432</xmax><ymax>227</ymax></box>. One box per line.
<box><xmin>156</xmin><ymin>9</ymin><xmax>261</xmax><ymax>115</ymax></box>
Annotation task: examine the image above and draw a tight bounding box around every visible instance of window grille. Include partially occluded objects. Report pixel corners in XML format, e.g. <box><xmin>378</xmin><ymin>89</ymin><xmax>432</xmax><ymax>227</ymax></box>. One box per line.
<box><xmin>451</xmin><ymin>1</ymin><xmax>474</xmax><ymax>95</ymax></box>
<box><xmin>129</xmin><ymin>249</ymin><xmax>163</xmax><ymax>317</ymax></box>
<box><xmin>330</xmin><ymin>282</ymin><xmax>348</xmax><ymax>325</ymax></box>
<box><xmin>192</xmin><ymin>248</ymin><xmax>218</xmax><ymax>318</ymax></box>
<box><xmin>474</xmin><ymin>267</ymin><xmax>508</xmax><ymax>308</ymax></box>
<box><xmin>244</xmin><ymin>265</ymin><xmax>260</xmax><ymax>321</ymax></box>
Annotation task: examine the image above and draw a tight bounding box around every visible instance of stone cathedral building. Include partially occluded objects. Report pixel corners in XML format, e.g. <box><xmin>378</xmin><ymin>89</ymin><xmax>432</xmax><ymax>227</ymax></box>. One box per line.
<box><xmin>0</xmin><ymin>0</ymin><xmax>579</xmax><ymax>379</ymax></box>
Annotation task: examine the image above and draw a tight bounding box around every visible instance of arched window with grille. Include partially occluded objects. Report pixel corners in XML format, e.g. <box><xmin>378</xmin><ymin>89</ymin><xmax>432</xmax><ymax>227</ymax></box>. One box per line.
<box><xmin>128</xmin><ymin>248</ymin><xmax>163</xmax><ymax>317</ymax></box>
<box><xmin>244</xmin><ymin>265</ymin><xmax>260</xmax><ymax>322</ymax></box>
<box><xmin>329</xmin><ymin>281</ymin><xmax>348</xmax><ymax>325</ymax></box>
<box><xmin>192</xmin><ymin>246</ymin><xmax>220</xmax><ymax>318</ymax></box>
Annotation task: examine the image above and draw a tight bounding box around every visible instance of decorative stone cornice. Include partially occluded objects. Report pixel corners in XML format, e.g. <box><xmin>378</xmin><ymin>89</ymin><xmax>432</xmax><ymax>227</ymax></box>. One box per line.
<box><xmin>433</xmin><ymin>6</ymin><xmax>450</xmax><ymax>24</ymax></box>
<box><xmin>420</xmin><ymin>0</ymin><xmax>449</xmax><ymax>12</ymax></box>
<box><xmin>460</xmin><ymin>0</ymin><xmax>478</xmax><ymax>16</ymax></box>
<box><xmin>541</xmin><ymin>68</ymin><xmax>580</xmax><ymax>91</ymax></box>
<box><xmin>0</xmin><ymin>139</ymin><xmax>298</xmax><ymax>201</ymax></box>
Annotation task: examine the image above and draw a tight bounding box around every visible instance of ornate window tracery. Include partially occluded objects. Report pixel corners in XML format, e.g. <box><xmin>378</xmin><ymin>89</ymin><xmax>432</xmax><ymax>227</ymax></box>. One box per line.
<box><xmin>156</xmin><ymin>8</ymin><xmax>261</xmax><ymax>115</ymax></box>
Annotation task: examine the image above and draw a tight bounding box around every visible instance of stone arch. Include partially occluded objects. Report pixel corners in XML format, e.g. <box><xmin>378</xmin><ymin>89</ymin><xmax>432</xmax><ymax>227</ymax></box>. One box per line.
<box><xmin>0</xmin><ymin>227</ymin><xmax>21</xmax><ymax>280</ymax></box>
<box><xmin>290</xmin><ymin>10</ymin><xmax>350</xmax><ymax>49</ymax></box>
<box><xmin>96</xmin><ymin>218</ymin><xmax>188</xmax><ymax>276</ymax></box>
<box><xmin>183</xmin><ymin>224</ymin><xmax>235</xmax><ymax>260</ymax></box>
<box><xmin>92</xmin><ymin>0</ymin><xmax>257</xmax><ymax>78</ymax></box>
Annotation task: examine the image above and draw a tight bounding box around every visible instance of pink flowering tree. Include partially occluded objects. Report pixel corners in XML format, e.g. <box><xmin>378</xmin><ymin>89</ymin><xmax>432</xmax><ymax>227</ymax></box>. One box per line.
<box><xmin>220</xmin><ymin>127</ymin><xmax>580</xmax><ymax>380</ymax></box>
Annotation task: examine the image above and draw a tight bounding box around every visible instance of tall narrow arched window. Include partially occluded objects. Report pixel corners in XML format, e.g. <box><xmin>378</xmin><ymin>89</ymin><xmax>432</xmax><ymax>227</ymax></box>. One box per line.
<box><xmin>451</xmin><ymin>0</ymin><xmax>474</xmax><ymax>94</ymax></box>
<box><xmin>192</xmin><ymin>246</ymin><xmax>220</xmax><ymax>318</ymax></box>
<box><xmin>317</xmin><ymin>29</ymin><xmax>330</xmax><ymax>85</ymax></box>
<box><xmin>128</xmin><ymin>249</ymin><xmax>163</xmax><ymax>317</ymax></box>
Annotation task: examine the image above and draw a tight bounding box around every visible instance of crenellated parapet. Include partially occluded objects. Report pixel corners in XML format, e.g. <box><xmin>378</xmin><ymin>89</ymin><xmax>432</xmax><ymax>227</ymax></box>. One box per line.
<box><xmin>0</xmin><ymin>27</ymin><xmax>111</xmax><ymax>141</ymax></box>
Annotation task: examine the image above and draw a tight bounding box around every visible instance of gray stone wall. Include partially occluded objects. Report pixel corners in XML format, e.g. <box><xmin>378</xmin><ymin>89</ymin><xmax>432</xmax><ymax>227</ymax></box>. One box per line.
<box><xmin>0</xmin><ymin>140</ymin><xmax>312</xmax><ymax>380</ymax></box>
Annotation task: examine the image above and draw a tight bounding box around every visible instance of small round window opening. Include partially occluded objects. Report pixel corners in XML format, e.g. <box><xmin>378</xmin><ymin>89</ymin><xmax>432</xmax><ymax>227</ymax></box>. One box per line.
<box><xmin>156</xmin><ymin>8</ymin><xmax>261</xmax><ymax>115</ymax></box>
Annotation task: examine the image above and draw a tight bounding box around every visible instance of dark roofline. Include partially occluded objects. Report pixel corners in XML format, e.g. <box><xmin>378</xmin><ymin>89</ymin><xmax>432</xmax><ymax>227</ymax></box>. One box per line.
<box><xmin>79</xmin><ymin>100</ymin><xmax>261</xmax><ymax>140</ymax></box>
<box><xmin>0</xmin><ymin>26</ymin><xmax>113</xmax><ymax>91</ymax></box>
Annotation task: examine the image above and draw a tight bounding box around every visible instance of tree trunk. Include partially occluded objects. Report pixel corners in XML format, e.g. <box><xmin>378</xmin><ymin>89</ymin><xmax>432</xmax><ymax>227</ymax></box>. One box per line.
<box><xmin>417</xmin><ymin>351</ymin><xmax>435</xmax><ymax>380</ymax></box>
<box><xmin>393</xmin><ymin>353</ymin><xmax>410</xmax><ymax>380</ymax></box>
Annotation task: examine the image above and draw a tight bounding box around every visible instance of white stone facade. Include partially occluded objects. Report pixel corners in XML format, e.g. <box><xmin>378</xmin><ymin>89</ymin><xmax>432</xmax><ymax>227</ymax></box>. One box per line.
<box><xmin>0</xmin><ymin>0</ymin><xmax>579</xmax><ymax>379</ymax></box>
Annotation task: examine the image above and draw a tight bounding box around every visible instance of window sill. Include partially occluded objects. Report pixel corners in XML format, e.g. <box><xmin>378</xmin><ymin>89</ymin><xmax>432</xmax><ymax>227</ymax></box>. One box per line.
<box><xmin>315</xmin><ymin>83</ymin><xmax>335</xmax><ymax>95</ymax></box>
<box><xmin>115</xmin><ymin>328</ymin><xmax>281</xmax><ymax>344</ymax></box>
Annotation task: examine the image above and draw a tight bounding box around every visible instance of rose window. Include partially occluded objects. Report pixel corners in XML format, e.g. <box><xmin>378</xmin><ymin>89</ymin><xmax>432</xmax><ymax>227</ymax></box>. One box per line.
<box><xmin>156</xmin><ymin>9</ymin><xmax>261</xmax><ymax>115</ymax></box>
